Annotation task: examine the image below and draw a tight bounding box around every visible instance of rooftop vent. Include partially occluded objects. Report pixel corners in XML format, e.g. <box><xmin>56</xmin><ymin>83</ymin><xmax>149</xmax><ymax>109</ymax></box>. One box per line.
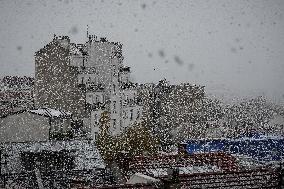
<box><xmin>100</xmin><ymin>37</ymin><xmax>107</xmax><ymax>42</ymax></box>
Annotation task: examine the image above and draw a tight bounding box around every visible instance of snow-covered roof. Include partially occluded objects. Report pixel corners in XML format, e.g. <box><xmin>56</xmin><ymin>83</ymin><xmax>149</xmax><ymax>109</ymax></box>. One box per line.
<box><xmin>126</xmin><ymin>173</ymin><xmax>160</xmax><ymax>184</ymax></box>
<box><xmin>233</xmin><ymin>134</ymin><xmax>284</xmax><ymax>141</ymax></box>
<box><xmin>29</xmin><ymin>108</ymin><xmax>72</xmax><ymax>118</ymax></box>
<box><xmin>233</xmin><ymin>154</ymin><xmax>262</xmax><ymax>168</ymax></box>
<box><xmin>144</xmin><ymin>165</ymin><xmax>220</xmax><ymax>177</ymax></box>
<box><xmin>186</xmin><ymin>134</ymin><xmax>284</xmax><ymax>142</ymax></box>
<box><xmin>2</xmin><ymin>140</ymin><xmax>105</xmax><ymax>171</ymax></box>
<box><xmin>178</xmin><ymin>165</ymin><xmax>220</xmax><ymax>174</ymax></box>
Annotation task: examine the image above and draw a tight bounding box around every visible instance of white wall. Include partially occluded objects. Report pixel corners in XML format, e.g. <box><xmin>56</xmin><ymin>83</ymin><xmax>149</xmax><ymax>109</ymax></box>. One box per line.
<box><xmin>83</xmin><ymin>41</ymin><xmax>122</xmax><ymax>89</ymax></box>
<box><xmin>70</xmin><ymin>40</ymin><xmax>142</xmax><ymax>137</ymax></box>
<box><xmin>0</xmin><ymin>140</ymin><xmax>105</xmax><ymax>173</ymax></box>
<box><xmin>0</xmin><ymin>112</ymin><xmax>50</xmax><ymax>143</ymax></box>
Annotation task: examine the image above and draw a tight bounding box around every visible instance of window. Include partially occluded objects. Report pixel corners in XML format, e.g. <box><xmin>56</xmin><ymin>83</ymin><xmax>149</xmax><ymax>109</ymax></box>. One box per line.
<box><xmin>130</xmin><ymin>109</ymin><xmax>133</xmax><ymax>120</ymax></box>
<box><xmin>123</xmin><ymin>110</ymin><xmax>126</xmax><ymax>119</ymax></box>
<box><xmin>126</xmin><ymin>95</ymin><xmax>129</xmax><ymax>104</ymax></box>
<box><xmin>53</xmin><ymin>119</ymin><xmax>63</xmax><ymax>133</ymax></box>
<box><xmin>53</xmin><ymin>120</ymin><xmax>59</xmax><ymax>132</ymax></box>
<box><xmin>113</xmin><ymin>119</ymin><xmax>116</xmax><ymax>128</ymax></box>
<box><xmin>94</xmin><ymin>132</ymin><xmax>98</xmax><ymax>140</ymax></box>
<box><xmin>113</xmin><ymin>101</ymin><xmax>116</xmax><ymax>113</ymax></box>
<box><xmin>91</xmin><ymin>67</ymin><xmax>96</xmax><ymax>73</ymax></box>
<box><xmin>113</xmin><ymin>84</ymin><xmax>116</xmax><ymax>93</ymax></box>
<box><xmin>92</xmin><ymin>95</ymin><xmax>95</xmax><ymax>104</ymax></box>
<box><xmin>94</xmin><ymin>114</ymin><xmax>98</xmax><ymax>123</ymax></box>
<box><xmin>137</xmin><ymin>110</ymin><xmax>140</xmax><ymax>119</ymax></box>
<box><xmin>112</xmin><ymin>65</ymin><xmax>116</xmax><ymax>76</ymax></box>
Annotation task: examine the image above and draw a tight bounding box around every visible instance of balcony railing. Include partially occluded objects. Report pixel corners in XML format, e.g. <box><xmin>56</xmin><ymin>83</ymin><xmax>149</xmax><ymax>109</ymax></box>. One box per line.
<box><xmin>122</xmin><ymin>98</ymin><xmax>142</xmax><ymax>107</ymax></box>
<box><xmin>86</xmin><ymin>83</ymin><xmax>105</xmax><ymax>92</ymax></box>
<box><xmin>86</xmin><ymin>102</ymin><xmax>107</xmax><ymax>111</ymax></box>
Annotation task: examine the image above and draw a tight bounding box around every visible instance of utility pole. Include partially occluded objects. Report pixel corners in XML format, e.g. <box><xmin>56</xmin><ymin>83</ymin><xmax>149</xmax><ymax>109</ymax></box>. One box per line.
<box><xmin>164</xmin><ymin>167</ymin><xmax>180</xmax><ymax>189</ymax></box>
<box><xmin>0</xmin><ymin>149</ymin><xmax>2</xmax><ymax>188</ymax></box>
<box><xmin>279</xmin><ymin>160</ymin><xmax>284</xmax><ymax>189</ymax></box>
<box><xmin>0</xmin><ymin>149</ymin><xmax>7</xmax><ymax>188</ymax></box>
<box><xmin>0</xmin><ymin>150</ymin><xmax>1</xmax><ymax>182</ymax></box>
<box><xmin>277</xmin><ymin>144</ymin><xmax>284</xmax><ymax>189</ymax></box>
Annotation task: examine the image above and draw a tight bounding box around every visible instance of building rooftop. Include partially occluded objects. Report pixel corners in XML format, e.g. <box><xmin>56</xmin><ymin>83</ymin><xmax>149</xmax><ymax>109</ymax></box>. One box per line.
<box><xmin>29</xmin><ymin>108</ymin><xmax>72</xmax><ymax>118</ymax></box>
<box><xmin>125</xmin><ymin>152</ymin><xmax>238</xmax><ymax>178</ymax></box>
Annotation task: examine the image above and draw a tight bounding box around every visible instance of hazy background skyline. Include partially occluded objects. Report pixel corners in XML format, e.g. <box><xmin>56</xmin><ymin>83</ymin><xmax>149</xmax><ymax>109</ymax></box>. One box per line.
<box><xmin>0</xmin><ymin>0</ymin><xmax>283</xmax><ymax>103</ymax></box>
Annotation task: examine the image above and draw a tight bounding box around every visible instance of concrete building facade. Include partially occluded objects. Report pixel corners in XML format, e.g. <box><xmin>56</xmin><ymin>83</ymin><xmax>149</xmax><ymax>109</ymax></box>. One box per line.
<box><xmin>34</xmin><ymin>35</ymin><xmax>142</xmax><ymax>139</ymax></box>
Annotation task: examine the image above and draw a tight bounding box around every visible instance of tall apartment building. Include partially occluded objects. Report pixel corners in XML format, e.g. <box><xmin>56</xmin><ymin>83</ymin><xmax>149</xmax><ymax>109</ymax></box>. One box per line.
<box><xmin>34</xmin><ymin>35</ymin><xmax>142</xmax><ymax>139</ymax></box>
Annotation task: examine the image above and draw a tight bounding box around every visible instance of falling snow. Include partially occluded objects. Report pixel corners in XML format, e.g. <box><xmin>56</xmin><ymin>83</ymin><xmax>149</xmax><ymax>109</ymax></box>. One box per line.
<box><xmin>0</xmin><ymin>0</ymin><xmax>284</xmax><ymax>188</ymax></box>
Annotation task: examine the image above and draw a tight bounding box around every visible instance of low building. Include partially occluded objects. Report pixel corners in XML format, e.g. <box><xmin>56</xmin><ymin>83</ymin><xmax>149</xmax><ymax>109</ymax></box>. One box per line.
<box><xmin>0</xmin><ymin>108</ymin><xmax>72</xmax><ymax>143</ymax></box>
<box><xmin>125</xmin><ymin>152</ymin><xmax>238</xmax><ymax>178</ymax></box>
<box><xmin>0</xmin><ymin>140</ymin><xmax>105</xmax><ymax>173</ymax></box>
<box><xmin>126</xmin><ymin>173</ymin><xmax>161</xmax><ymax>185</ymax></box>
<box><xmin>0</xmin><ymin>140</ymin><xmax>109</xmax><ymax>188</ymax></box>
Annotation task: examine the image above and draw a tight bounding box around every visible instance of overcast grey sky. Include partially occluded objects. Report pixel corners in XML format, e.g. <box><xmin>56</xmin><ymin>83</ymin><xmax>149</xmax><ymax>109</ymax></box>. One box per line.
<box><xmin>0</xmin><ymin>0</ymin><xmax>283</xmax><ymax>103</ymax></box>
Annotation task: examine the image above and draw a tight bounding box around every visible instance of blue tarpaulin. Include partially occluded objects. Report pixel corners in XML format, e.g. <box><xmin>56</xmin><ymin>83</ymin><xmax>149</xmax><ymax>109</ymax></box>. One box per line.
<box><xmin>186</xmin><ymin>135</ymin><xmax>284</xmax><ymax>161</ymax></box>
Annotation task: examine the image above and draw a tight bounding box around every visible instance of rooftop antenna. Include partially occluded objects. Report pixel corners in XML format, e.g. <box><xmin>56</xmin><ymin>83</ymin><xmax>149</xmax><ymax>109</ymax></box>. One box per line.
<box><xmin>87</xmin><ymin>25</ymin><xmax>89</xmax><ymax>39</ymax></box>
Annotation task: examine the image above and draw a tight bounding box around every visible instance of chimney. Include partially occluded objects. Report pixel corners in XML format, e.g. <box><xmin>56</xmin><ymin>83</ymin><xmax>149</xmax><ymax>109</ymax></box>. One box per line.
<box><xmin>110</xmin><ymin>151</ymin><xmax>130</xmax><ymax>184</ymax></box>
<box><xmin>166</xmin><ymin>167</ymin><xmax>180</xmax><ymax>189</ymax></box>
<box><xmin>88</xmin><ymin>35</ymin><xmax>98</xmax><ymax>42</ymax></box>
<box><xmin>54</xmin><ymin>36</ymin><xmax>70</xmax><ymax>49</ymax></box>
<box><xmin>115</xmin><ymin>151</ymin><xmax>131</xmax><ymax>172</ymax></box>
<box><xmin>178</xmin><ymin>142</ymin><xmax>187</xmax><ymax>156</ymax></box>
<box><xmin>100</xmin><ymin>37</ymin><xmax>107</xmax><ymax>42</ymax></box>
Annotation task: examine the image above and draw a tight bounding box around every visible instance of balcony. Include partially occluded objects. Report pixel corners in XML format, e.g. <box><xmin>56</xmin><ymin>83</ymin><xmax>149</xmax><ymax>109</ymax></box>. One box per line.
<box><xmin>122</xmin><ymin>98</ymin><xmax>142</xmax><ymax>107</ymax></box>
<box><xmin>78</xmin><ymin>67</ymin><xmax>96</xmax><ymax>74</ymax></box>
<box><xmin>86</xmin><ymin>102</ymin><xmax>106</xmax><ymax>111</ymax></box>
<box><xmin>50</xmin><ymin>131</ymin><xmax>74</xmax><ymax>140</ymax></box>
<box><xmin>77</xmin><ymin>83</ymin><xmax>86</xmax><ymax>91</ymax></box>
<box><xmin>86</xmin><ymin>83</ymin><xmax>105</xmax><ymax>92</ymax></box>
